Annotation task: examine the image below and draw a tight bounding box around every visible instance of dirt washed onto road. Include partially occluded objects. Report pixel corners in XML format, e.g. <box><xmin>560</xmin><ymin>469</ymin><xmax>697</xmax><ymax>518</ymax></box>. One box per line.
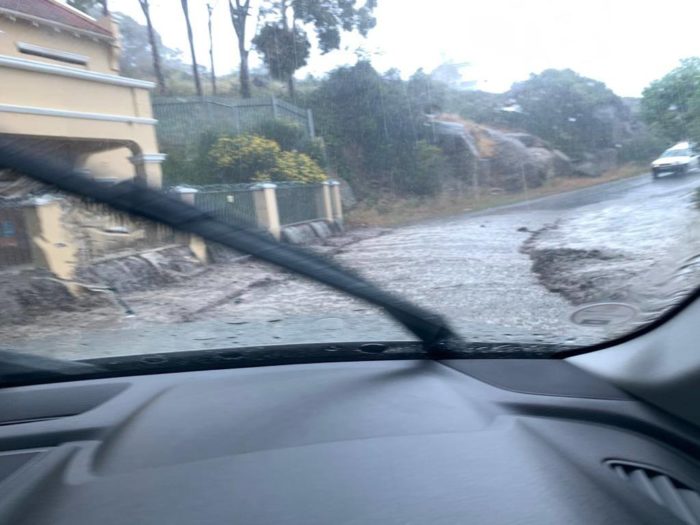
<box><xmin>522</xmin><ymin>175</ymin><xmax>700</xmax><ymax>334</ymax></box>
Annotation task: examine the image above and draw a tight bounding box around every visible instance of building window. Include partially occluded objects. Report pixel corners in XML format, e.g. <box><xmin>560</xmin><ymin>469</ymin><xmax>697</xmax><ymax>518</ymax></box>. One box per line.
<box><xmin>16</xmin><ymin>42</ymin><xmax>88</xmax><ymax>66</ymax></box>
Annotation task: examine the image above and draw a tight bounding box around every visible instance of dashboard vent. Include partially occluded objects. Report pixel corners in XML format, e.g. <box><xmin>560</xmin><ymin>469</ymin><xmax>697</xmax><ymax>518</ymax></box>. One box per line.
<box><xmin>609</xmin><ymin>461</ymin><xmax>700</xmax><ymax>525</ymax></box>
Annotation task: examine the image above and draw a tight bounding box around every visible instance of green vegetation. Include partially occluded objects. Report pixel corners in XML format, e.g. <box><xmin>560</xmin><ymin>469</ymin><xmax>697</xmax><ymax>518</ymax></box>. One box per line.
<box><xmin>641</xmin><ymin>58</ymin><xmax>700</xmax><ymax>144</ymax></box>
<box><xmin>508</xmin><ymin>70</ymin><xmax>624</xmax><ymax>159</ymax></box>
<box><xmin>308</xmin><ymin>62</ymin><xmax>452</xmax><ymax>197</ymax></box>
<box><xmin>209</xmin><ymin>134</ymin><xmax>326</xmax><ymax>183</ymax></box>
<box><xmin>102</xmin><ymin>1</ymin><xmax>690</xmax><ymax>202</ymax></box>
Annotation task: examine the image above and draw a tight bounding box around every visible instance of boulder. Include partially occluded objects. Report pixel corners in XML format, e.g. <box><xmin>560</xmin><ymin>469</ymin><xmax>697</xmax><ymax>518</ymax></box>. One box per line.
<box><xmin>483</xmin><ymin>129</ymin><xmax>545</xmax><ymax>191</ymax></box>
<box><xmin>433</xmin><ymin>121</ymin><xmax>480</xmax><ymax>184</ymax></box>
<box><xmin>527</xmin><ymin>148</ymin><xmax>556</xmax><ymax>181</ymax></box>
<box><xmin>506</xmin><ymin>132</ymin><xmax>547</xmax><ymax>148</ymax></box>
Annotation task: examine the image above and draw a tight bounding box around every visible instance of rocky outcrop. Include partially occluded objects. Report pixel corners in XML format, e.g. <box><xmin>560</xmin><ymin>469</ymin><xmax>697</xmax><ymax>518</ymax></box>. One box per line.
<box><xmin>432</xmin><ymin>116</ymin><xmax>575</xmax><ymax>192</ymax></box>
<box><xmin>481</xmin><ymin>127</ymin><xmax>572</xmax><ymax>191</ymax></box>
<box><xmin>506</xmin><ymin>132</ymin><xmax>548</xmax><ymax>149</ymax></box>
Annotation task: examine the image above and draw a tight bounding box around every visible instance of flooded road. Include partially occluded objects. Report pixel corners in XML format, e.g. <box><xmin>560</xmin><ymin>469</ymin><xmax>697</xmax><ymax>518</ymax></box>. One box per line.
<box><xmin>6</xmin><ymin>171</ymin><xmax>700</xmax><ymax>359</ymax></box>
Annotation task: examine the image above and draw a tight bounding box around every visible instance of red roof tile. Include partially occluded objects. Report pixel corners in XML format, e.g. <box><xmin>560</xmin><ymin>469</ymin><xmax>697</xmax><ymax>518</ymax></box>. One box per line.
<box><xmin>0</xmin><ymin>0</ymin><xmax>113</xmax><ymax>37</ymax></box>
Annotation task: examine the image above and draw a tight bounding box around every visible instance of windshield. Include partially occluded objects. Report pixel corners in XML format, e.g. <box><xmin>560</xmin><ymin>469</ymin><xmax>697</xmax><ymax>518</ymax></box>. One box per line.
<box><xmin>2</xmin><ymin>0</ymin><xmax>700</xmax><ymax>366</ymax></box>
<box><xmin>661</xmin><ymin>149</ymin><xmax>690</xmax><ymax>157</ymax></box>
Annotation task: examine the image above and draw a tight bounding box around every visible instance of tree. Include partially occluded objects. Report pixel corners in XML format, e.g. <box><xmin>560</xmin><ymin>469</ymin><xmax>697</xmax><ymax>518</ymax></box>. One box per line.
<box><xmin>509</xmin><ymin>69</ymin><xmax>625</xmax><ymax>158</ymax></box>
<box><xmin>257</xmin><ymin>0</ymin><xmax>377</xmax><ymax>98</ymax></box>
<box><xmin>228</xmin><ymin>0</ymin><xmax>252</xmax><ymax>98</ymax></box>
<box><xmin>207</xmin><ymin>2</ymin><xmax>217</xmax><ymax>95</ymax></box>
<box><xmin>180</xmin><ymin>0</ymin><xmax>203</xmax><ymax>96</ymax></box>
<box><xmin>252</xmin><ymin>24</ymin><xmax>310</xmax><ymax>98</ymax></box>
<box><xmin>310</xmin><ymin>61</ymin><xmax>443</xmax><ymax>196</ymax></box>
<box><xmin>138</xmin><ymin>0</ymin><xmax>167</xmax><ymax>95</ymax></box>
<box><xmin>67</xmin><ymin>0</ymin><xmax>108</xmax><ymax>16</ymax></box>
<box><xmin>641</xmin><ymin>58</ymin><xmax>700</xmax><ymax>143</ymax></box>
<box><xmin>287</xmin><ymin>0</ymin><xmax>377</xmax><ymax>53</ymax></box>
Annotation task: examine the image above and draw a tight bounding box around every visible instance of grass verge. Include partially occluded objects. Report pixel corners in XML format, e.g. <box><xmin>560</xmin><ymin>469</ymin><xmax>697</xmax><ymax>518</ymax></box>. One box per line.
<box><xmin>346</xmin><ymin>163</ymin><xmax>646</xmax><ymax>228</ymax></box>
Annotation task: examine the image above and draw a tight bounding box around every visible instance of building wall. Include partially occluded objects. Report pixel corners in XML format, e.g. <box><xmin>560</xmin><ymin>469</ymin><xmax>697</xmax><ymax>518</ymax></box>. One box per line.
<box><xmin>0</xmin><ymin>11</ymin><xmax>163</xmax><ymax>186</ymax></box>
<box><xmin>0</xmin><ymin>15</ymin><xmax>116</xmax><ymax>74</ymax></box>
<box><xmin>84</xmin><ymin>147</ymin><xmax>134</xmax><ymax>181</ymax></box>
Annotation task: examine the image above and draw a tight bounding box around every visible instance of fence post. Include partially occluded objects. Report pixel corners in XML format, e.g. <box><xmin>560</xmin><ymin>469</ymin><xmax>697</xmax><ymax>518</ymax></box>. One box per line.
<box><xmin>174</xmin><ymin>187</ymin><xmax>208</xmax><ymax>263</ymax></box>
<box><xmin>329</xmin><ymin>180</ymin><xmax>343</xmax><ymax>226</ymax></box>
<box><xmin>307</xmin><ymin>108</ymin><xmax>316</xmax><ymax>138</ymax></box>
<box><xmin>252</xmin><ymin>183</ymin><xmax>281</xmax><ymax>240</ymax></box>
<box><xmin>316</xmin><ymin>181</ymin><xmax>334</xmax><ymax>223</ymax></box>
<box><xmin>271</xmin><ymin>96</ymin><xmax>279</xmax><ymax>119</ymax></box>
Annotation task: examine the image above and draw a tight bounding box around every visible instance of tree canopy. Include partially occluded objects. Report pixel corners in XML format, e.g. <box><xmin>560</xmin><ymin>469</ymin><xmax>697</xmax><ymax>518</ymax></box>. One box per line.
<box><xmin>509</xmin><ymin>69</ymin><xmax>625</xmax><ymax>158</ymax></box>
<box><xmin>309</xmin><ymin>61</ymin><xmax>446</xmax><ymax>195</ymax></box>
<box><xmin>253</xmin><ymin>24</ymin><xmax>310</xmax><ymax>87</ymax></box>
<box><xmin>641</xmin><ymin>57</ymin><xmax>700</xmax><ymax>143</ymax></box>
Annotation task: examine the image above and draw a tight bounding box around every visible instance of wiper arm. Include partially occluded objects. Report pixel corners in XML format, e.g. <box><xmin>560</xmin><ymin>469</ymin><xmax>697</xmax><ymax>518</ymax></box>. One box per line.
<box><xmin>0</xmin><ymin>140</ymin><xmax>458</xmax><ymax>350</ymax></box>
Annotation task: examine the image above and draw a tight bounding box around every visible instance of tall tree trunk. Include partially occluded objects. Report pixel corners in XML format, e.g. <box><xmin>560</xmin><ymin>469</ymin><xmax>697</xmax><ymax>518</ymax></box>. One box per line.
<box><xmin>138</xmin><ymin>0</ymin><xmax>166</xmax><ymax>95</ymax></box>
<box><xmin>229</xmin><ymin>0</ymin><xmax>251</xmax><ymax>98</ymax></box>
<box><xmin>181</xmin><ymin>0</ymin><xmax>203</xmax><ymax>96</ymax></box>
<box><xmin>207</xmin><ymin>3</ymin><xmax>217</xmax><ymax>96</ymax></box>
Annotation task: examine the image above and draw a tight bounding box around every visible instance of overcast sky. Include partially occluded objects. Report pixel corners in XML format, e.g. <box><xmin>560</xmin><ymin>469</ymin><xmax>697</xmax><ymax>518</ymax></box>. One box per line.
<box><xmin>102</xmin><ymin>0</ymin><xmax>700</xmax><ymax>97</ymax></box>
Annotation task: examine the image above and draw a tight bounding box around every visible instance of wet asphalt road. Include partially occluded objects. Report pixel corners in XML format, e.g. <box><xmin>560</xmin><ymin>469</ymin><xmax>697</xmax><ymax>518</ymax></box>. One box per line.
<box><xmin>9</xmin><ymin>170</ymin><xmax>700</xmax><ymax>359</ymax></box>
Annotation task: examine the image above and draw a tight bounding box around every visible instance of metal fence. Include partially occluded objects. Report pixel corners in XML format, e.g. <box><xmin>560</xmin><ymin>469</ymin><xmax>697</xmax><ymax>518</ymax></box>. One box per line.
<box><xmin>275</xmin><ymin>182</ymin><xmax>324</xmax><ymax>226</ymax></box>
<box><xmin>153</xmin><ymin>96</ymin><xmax>314</xmax><ymax>146</ymax></box>
<box><xmin>191</xmin><ymin>184</ymin><xmax>258</xmax><ymax>226</ymax></box>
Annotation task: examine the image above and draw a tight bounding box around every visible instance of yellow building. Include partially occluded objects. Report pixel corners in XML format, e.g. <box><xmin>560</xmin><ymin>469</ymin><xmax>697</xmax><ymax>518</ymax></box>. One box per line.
<box><xmin>0</xmin><ymin>0</ymin><xmax>164</xmax><ymax>187</ymax></box>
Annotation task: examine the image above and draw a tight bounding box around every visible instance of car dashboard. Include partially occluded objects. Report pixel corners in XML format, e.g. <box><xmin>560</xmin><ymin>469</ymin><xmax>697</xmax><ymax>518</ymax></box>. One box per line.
<box><xmin>0</xmin><ymin>358</ymin><xmax>699</xmax><ymax>524</ymax></box>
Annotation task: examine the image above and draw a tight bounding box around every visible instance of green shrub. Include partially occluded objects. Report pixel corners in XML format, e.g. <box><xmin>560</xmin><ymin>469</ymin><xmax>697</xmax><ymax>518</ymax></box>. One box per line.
<box><xmin>209</xmin><ymin>133</ymin><xmax>327</xmax><ymax>183</ymax></box>
<box><xmin>161</xmin><ymin>131</ymin><xmax>220</xmax><ymax>186</ymax></box>
<box><xmin>253</xmin><ymin>118</ymin><xmax>327</xmax><ymax>166</ymax></box>
<box><xmin>617</xmin><ymin>134</ymin><xmax>668</xmax><ymax>163</ymax></box>
<box><xmin>209</xmin><ymin>134</ymin><xmax>281</xmax><ymax>182</ymax></box>
<box><xmin>268</xmin><ymin>151</ymin><xmax>326</xmax><ymax>183</ymax></box>
<box><xmin>396</xmin><ymin>141</ymin><xmax>448</xmax><ymax>196</ymax></box>
<box><xmin>254</xmin><ymin>119</ymin><xmax>307</xmax><ymax>151</ymax></box>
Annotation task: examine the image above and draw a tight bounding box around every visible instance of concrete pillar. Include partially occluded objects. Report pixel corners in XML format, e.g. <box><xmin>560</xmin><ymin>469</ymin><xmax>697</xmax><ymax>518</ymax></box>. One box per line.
<box><xmin>174</xmin><ymin>186</ymin><xmax>197</xmax><ymax>205</ymax></box>
<box><xmin>174</xmin><ymin>186</ymin><xmax>208</xmax><ymax>263</ymax></box>
<box><xmin>319</xmin><ymin>181</ymin><xmax>334</xmax><ymax>222</ymax></box>
<box><xmin>252</xmin><ymin>183</ymin><xmax>281</xmax><ymax>240</ymax></box>
<box><xmin>129</xmin><ymin>153</ymin><xmax>167</xmax><ymax>188</ymax></box>
<box><xmin>329</xmin><ymin>180</ymin><xmax>343</xmax><ymax>225</ymax></box>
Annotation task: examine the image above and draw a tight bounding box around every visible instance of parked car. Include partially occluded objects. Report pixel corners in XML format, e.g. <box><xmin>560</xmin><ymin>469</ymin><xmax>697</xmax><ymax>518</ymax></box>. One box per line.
<box><xmin>651</xmin><ymin>142</ymin><xmax>700</xmax><ymax>178</ymax></box>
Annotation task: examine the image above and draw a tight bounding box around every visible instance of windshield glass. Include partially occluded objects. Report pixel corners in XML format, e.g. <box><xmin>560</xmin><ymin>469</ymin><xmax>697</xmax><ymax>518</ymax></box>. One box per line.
<box><xmin>661</xmin><ymin>149</ymin><xmax>689</xmax><ymax>157</ymax></box>
<box><xmin>2</xmin><ymin>0</ymin><xmax>700</xmax><ymax>364</ymax></box>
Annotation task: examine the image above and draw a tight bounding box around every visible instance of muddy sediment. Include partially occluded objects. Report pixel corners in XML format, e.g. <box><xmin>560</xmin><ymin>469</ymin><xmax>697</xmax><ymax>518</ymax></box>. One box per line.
<box><xmin>521</xmin><ymin>223</ymin><xmax>632</xmax><ymax>305</ymax></box>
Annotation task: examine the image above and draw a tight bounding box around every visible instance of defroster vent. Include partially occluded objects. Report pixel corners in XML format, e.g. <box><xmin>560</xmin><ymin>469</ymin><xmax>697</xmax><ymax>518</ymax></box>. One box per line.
<box><xmin>608</xmin><ymin>460</ymin><xmax>700</xmax><ymax>524</ymax></box>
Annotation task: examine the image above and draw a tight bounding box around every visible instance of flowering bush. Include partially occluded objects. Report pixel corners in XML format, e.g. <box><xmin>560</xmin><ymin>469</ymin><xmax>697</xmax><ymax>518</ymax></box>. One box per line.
<box><xmin>209</xmin><ymin>134</ymin><xmax>281</xmax><ymax>182</ymax></box>
<box><xmin>267</xmin><ymin>151</ymin><xmax>326</xmax><ymax>183</ymax></box>
<box><xmin>210</xmin><ymin>134</ymin><xmax>326</xmax><ymax>183</ymax></box>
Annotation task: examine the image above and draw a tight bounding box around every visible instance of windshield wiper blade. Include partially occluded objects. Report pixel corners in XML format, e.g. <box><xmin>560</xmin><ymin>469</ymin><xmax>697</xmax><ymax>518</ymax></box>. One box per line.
<box><xmin>0</xmin><ymin>139</ymin><xmax>458</xmax><ymax>350</ymax></box>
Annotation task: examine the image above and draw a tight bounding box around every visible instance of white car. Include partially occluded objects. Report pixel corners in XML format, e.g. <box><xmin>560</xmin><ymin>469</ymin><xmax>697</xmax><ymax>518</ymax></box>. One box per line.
<box><xmin>651</xmin><ymin>141</ymin><xmax>700</xmax><ymax>178</ymax></box>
